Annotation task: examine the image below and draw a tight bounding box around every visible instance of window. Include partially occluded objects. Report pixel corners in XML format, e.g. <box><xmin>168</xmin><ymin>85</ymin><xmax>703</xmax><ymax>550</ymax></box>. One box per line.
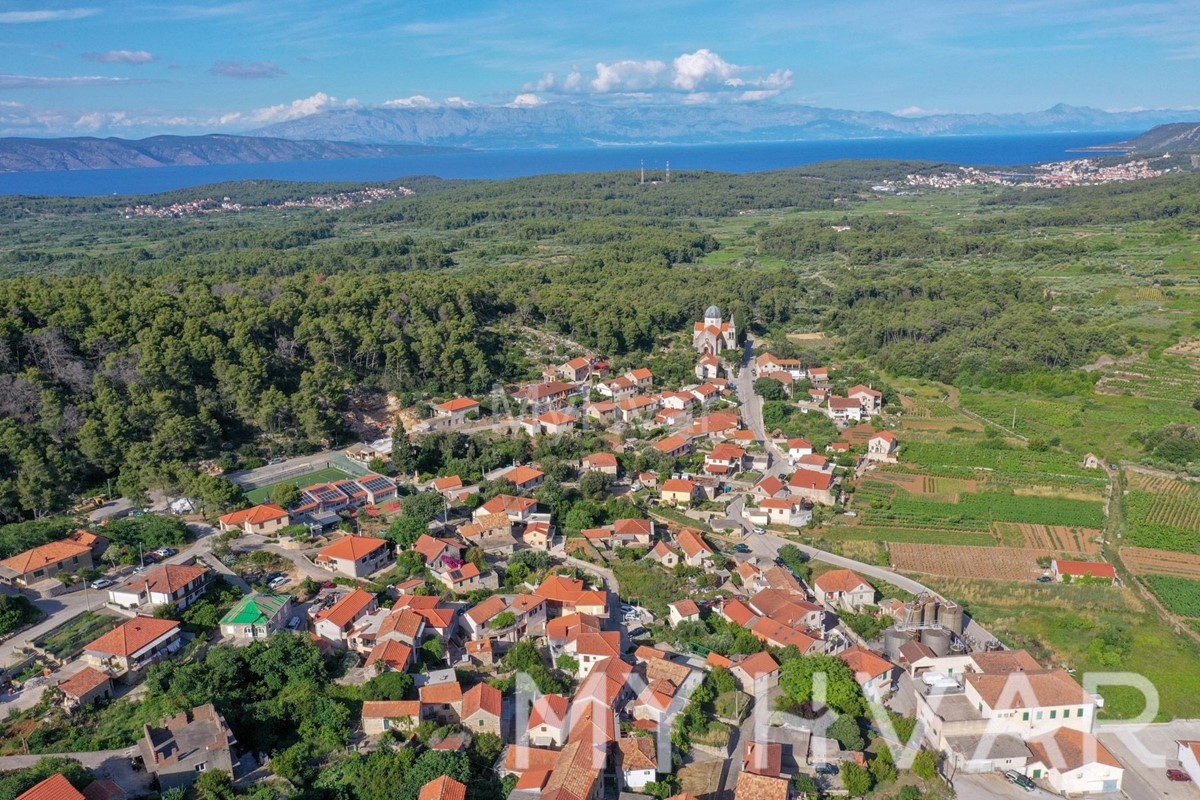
<box><xmin>1077</xmin><ymin>708</ymin><xmax>1084</xmax><ymax>717</ymax></box>
<box><xmin>1050</xmin><ymin>710</ymin><xmax>1057</xmax><ymax>719</ymax></box>
<box><xmin>479</xmin><ymin>719</ymin><xmax>485</xmax><ymax>727</ymax></box>
<box><xmin>1036</xmin><ymin>711</ymin><xmax>1043</xmax><ymax>720</ymax></box>
<box><xmin>1033</xmin><ymin>769</ymin><xmax>1041</xmax><ymax>779</ymax></box>
<box><xmin>1022</xmin><ymin>712</ymin><xmax>1030</xmax><ymax>721</ymax></box>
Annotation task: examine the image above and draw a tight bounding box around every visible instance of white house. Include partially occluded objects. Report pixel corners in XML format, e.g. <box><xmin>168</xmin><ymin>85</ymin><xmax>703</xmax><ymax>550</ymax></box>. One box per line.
<box><xmin>867</xmin><ymin>431</ymin><xmax>899</xmax><ymax>462</ymax></box>
<box><xmin>108</xmin><ymin>564</ymin><xmax>210</xmax><ymax>611</ymax></box>
<box><xmin>668</xmin><ymin>599</ymin><xmax>701</xmax><ymax>627</ymax></box>
<box><xmin>813</xmin><ymin>569</ymin><xmax>875</xmax><ymax>611</ymax></box>
<box><xmin>848</xmin><ymin>384</ymin><xmax>883</xmax><ymax>416</ymax></box>
<box><xmin>1026</xmin><ymin>728</ymin><xmax>1123</xmax><ymax>795</ymax></box>
<box><xmin>618</xmin><ymin>737</ymin><xmax>659</xmax><ymax>791</ymax></box>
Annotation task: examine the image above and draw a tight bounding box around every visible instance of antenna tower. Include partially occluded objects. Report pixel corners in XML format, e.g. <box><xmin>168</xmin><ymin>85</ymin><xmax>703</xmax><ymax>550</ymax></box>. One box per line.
<box><xmin>640</xmin><ymin>160</ymin><xmax>645</xmax><ymax>185</ymax></box>
<box><xmin>665</xmin><ymin>161</ymin><xmax>670</xmax><ymax>183</ymax></box>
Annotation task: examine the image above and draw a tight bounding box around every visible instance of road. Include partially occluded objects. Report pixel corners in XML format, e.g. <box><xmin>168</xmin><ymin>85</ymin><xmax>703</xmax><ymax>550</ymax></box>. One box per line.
<box><xmin>728</xmin><ymin>337</ymin><xmax>1001</xmax><ymax>646</ymax></box>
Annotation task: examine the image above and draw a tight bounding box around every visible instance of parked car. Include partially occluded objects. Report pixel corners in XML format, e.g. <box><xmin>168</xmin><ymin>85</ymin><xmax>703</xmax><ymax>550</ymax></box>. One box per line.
<box><xmin>1004</xmin><ymin>770</ymin><xmax>1035</xmax><ymax>790</ymax></box>
<box><xmin>732</xmin><ymin>544</ymin><xmax>750</xmax><ymax>553</ymax></box>
<box><xmin>627</xmin><ymin>626</ymin><xmax>649</xmax><ymax>639</ymax></box>
<box><xmin>1167</xmin><ymin>769</ymin><xmax>1192</xmax><ymax>782</ymax></box>
<box><xmin>141</xmin><ymin>553</ymin><xmax>158</xmax><ymax>564</ymax></box>
<box><xmin>814</xmin><ymin>764</ymin><xmax>838</xmax><ymax>776</ymax></box>
<box><xmin>155</xmin><ymin>547</ymin><xmax>177</xmax><ymax>558</ymax></box>
<box><xmin>1036</xmin><ymin>575</ymin><xmax>1052</xmax><ymax>583</ymax></box>
<box><xmin>752</xmin><ymin>527</ymin><xmax>765</xmax><ymax>534</ymax></box>
<box><xmin>89</xmin><ymin>578</ymin><xmax>115</xmax><ymax>590</ymax></box>
<box><xmin>268</xmin><ymin>576</ymin><xmax>289</xmax><ymax>589</ymax></box>
<box><xmin>286</xmin><ymin>616</ymin><xmax>301</xmax><ymax>630</ymax></box>
<box><xmin>321</xmin><ymin>580</ymin><xmax>336</xmax><ymax>588</ymax></box>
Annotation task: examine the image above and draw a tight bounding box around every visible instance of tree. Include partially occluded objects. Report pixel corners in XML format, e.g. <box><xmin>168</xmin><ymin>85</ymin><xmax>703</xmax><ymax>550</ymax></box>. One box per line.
<box><xmin>194</xmin><ymin>770</ymin><xmax>236</xmax><ymax>800</ymax></box>
<box><xmin>778</xmin><ymin>655</ymin><xmax>865</xmax><ymax>717</ymax></box>
<box><xmin>870</xmin><ymin>742</ymin><xmax>898</xmax><ymax>785</ymax></box>
<box><xmin>397</xmin><ymin>751</ymin><xmax>471</xmax><ymax>800</ymax></box>
<box><xmin>368</xmin><ymin>456</ymin><xmax>389</xmax><ymax>475</ymax></box>
<box><xmin>912</xmin><ymin>748</ymin><xmax>939</xmax><ymax>780</ymax></box>
<box><xmin>270</xmin><ymin>482</ymin><xmax>302</xmax><ymax>509</ymax></box>
<box><xmin>644</xmin><ymin>776</ymin><xmax>681</xmax><ymax>798</ymax></box>
<box><xmin>841</xmin><ymin>762</ymin><xmax>873</xmax><ymax>797</ymax></box>
<box><xmin>578</xmin><ymin>470</ymin><xmax>613</xmax><ymax>502</ymax></box>
<box><xmin>392</xmin><ymin>421</ymin><xmax>417</xmax><ymax>476</ymax></box>
<box><xmin>491</xmin><ymin>611</ymin><xmax>517</xmax><ymax>629</ymax></box>
<box><xmin>555</xmin><ymin>653</ymin><xmax>579</xmax><ymax>673</ymax></box>
<box><xmin>828</xmin><ymin>713</ymin><xmax>865</xmax><ymax>751</ymax></box>
<box><xmin>0</xmin><ymin>758</ymin><xmax>92</xmax><ymax>800</ymax></box>
<box><xmin>754</xmin><ymin>377</ymin><xmax>788</xmax><ymax>401</ymax></box>
<box><xmin>362</xmin><ymin>670</ymin><xmax>413</xmax><ymax>700</ymax></box>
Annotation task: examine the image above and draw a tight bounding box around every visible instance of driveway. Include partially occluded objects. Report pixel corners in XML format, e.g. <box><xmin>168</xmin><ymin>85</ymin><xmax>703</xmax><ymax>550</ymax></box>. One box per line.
<box><xmin>1100</xmin><ymin>720</ymin><xmax>1200</xmax><ymax>800</ymax></box>
<box><xmin>0</xmin><ymin>748</ymin><xmax>151</xmax><ymax>792</ymax></box>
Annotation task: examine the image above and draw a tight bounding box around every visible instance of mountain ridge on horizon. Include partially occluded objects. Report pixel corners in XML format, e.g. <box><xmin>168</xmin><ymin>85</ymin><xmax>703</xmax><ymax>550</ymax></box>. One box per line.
<box><xmin>248</xmin><ymin>101</ymin><xmax>1200</xmax><ymax>148</ymax></box>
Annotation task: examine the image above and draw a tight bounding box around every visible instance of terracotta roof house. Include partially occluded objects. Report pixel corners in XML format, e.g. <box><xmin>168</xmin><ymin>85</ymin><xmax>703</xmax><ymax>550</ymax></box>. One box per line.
<box><xmin>501</xmin><ymin>465</ymin><xmax>546</xmax><ymax>493</ymax></box>
<box><xmin>475</xmin><ymin>494</ymin><xmax>537</xmax><ymax>522</ymax></box>
<box><xmin>16</xmin><ymin>774</ymin><xmax>85</xmax><ymax>800</ymax></box>
<box><xmin>675</xmin><ymin>529</ymin><xmax>715</xmax><ymax>567</ymax></box>
<box><xmin>612</xmin><ymin>518</ymin><xmax>654</xmax><ymax>545</ymax></box>
<box><xmin>837</xmin><ymin>646</ymin><xmax>900</xmax><ymax>702</ymax></box>
<box><xmin>660</xmin><ymin>478</ymin><xmax>697</xmax><ymax>507</ymax></box>
<box><xmin>361</xmin><ymin>700</ymin><xmax>420</xmax><ymax>736</ymax></box>
<box><xmin>0</xmin><ymin>540</ymin><xmax>93</xmax><ymax>586</ymax></box>
<box><xmin>420</xmin><ymin>680</ymin><xmax>464</xmax><ymax>724</ymax></box>
<box><xmin>462</xmin><ymin>682</ymin><xmax>503</xmax><ymax>735</ymax></box>
<box><xmin>618</xmin><ymin>736</ymin><xmax>659</xmax><ymax>791</ymax></box>
<box><xmin>433</xmin><ymin>562</ymin><xmax>495</xmax><ymax>593</ymax></box>
<box><xmin>753</xmin><ymin>475</ymin><xmax>788</xmax><ymax>500</ymax></box>
<box><xmin>647</xmin><ymin>540</ymin><xmax>680</xmax><ymax>569</ymax></box>
<box><xmin>653</xmin><ymin>434</ymin><xmax>692</xmax><ymax>458</ymax></box>
<box><xmin>434</xmin><ymin>398</ymin><xmax>480</xmax><ymax>427</ymax></box>
<box><xmin>418</xmin><ymin>776</ymin><xmax>468</xmax><ymax>800</ymax></box>
<box><xmin>412</xmin><ymin>534</ymin><xmax>463</xmax><ymax>570</ymax></box>
<box><xmin>1051</xmin><ymin>560</ymin><xmax>1116</xmax><ymax>583</ymax></box>
<box><xmin>315</xmin><ymin>535</ymin><xmax>395</xmax><ymax>578</ymax></box>
<box><xmin>867</xmin><ymin>430</ymin><xmax>900</xmax><ymax>462</ymax></box>
<box><xmin>1026</xmin><ymin>727</ymin><xmax>1123</xmax><ymax>796</ymax></box>
<box><xmin>743</xmin><ymin>739</ymin><xmax>783</xmax><ymax>777</ymax></box>
<box><xmin>813</xmin><ymin>569</ymin><xmax>875</xmax><ymax>611</ymax></box>
<box><xmin>730</xmin><ymin>651</ymin><xmax>780</xmax><ymax>691</ymax></box>
<box><xmin>528</xmin><ymin>693</ymin><xmax>570</xmax><ymax>747</ymax></box>
<box><xmin>364</xmin><ymin>639</ymin><xmax>413</xmax><ymax>672</ymax></box>
<box><xmin>218</xmin><ymin>503</ymin><xmax>290</xmax><ymax>535</ymax></box>
<box><xmin>108</xmin><ymin>563</ymin><xmax>209</xmax><ymax>611</ymax></box>
<box><xmin>735</xmin><ymin>771</ymin><xmax>790</xmax><ymax>800</ymax></box>
<box><xmin>787</xmin><ymin>468</ymin><xmax>837</xmax><ymax>506</ymax></box>
<box><xmin>581</xmin><ymin>452</ymin><xmax>619</xmax><ymax>475</ymax></box>
<box><xmin>83</xmin><ymin>616</ymin><xmax>181</xmax><ymax>674</ymax></box>
<box><xmin>668</xmin><ymin>599</ymin><xmax>701</xmax><ymax>627</ymax></box>
<box><xmin>314</xmin><ymin>589</ymin><xmax>378</xmax><ymax>644</ymax></box>
<box><xmin>57</xmin><ymin>666</ymin><xmax>113</xmax><ymax>710</ymax></box>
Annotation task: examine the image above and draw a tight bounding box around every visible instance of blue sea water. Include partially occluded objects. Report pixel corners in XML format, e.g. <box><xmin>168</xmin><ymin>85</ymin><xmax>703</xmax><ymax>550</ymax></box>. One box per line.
<box><xmin>0</xmin><ymin>131</ymin><xmax>1137</xmax><ymax>197</ymax></box>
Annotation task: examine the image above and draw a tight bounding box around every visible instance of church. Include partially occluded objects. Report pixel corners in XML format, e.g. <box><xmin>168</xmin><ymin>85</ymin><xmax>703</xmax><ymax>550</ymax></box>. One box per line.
<box><xmin>692</xmin><ymin>305</ymin><xmax>736</xmax><ymax>355</ymax></box>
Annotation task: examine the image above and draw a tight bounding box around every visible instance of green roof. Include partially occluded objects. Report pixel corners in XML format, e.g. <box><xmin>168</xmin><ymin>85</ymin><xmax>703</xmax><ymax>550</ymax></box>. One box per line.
<box><xmin>220</xmin><ymin>593</ymin><xmax>290</xmax><ymax>626</ymax></box>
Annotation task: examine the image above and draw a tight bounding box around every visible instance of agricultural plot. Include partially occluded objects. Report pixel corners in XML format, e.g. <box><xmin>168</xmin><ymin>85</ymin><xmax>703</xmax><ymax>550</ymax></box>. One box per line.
<box><xmin>1123</xmin><ymin>473</ymin><xmax>1200</xmax><ymax>553</ymax></box>
<box><xmin>827</xmin><ymin>524</ymin><xmax>996</xmax><ymax>547</ymax></box>
<box><xmin>900</xmin><ymin>439</ymin><xmax>1103</xmax><ymax>481</ymax></box>
<box><xmin>1096</xmin><ymin>355</ymin><xmax>1200</xmax><ymax>403</ymax></box>
<box><xmin>32</xmin><ymin>611</ymin><xmax>117</xmax><ymax>660</ymax></box>
<box><xmin>996</xmin><ymin>523</ymin><xmax>1102</xmax><ymax>555</ymax></box>
<box><xmin>1142</xmin><ymin>576</ymin><xmax>1200</xmax><ymax>618</ymax></box>
<box><xmin>889</xmin><ymin>543</ymin><xmax>1043</xmax><ymax>581</ymax></box>
<box><xmin>857</xmin><ymin>482</ymin><xmax>1104</xmax><ymax>531</ymax></box>
<box><xmin>1120</xmin><ymin>547</ymin><xmax>1200</xmax><ymax>579</ymax></box>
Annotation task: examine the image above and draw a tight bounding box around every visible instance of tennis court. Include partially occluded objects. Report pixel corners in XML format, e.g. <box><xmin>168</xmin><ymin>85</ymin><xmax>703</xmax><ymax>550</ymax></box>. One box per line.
<box><xmin>244</xmin><ymin>466</ymin><xmax>353</xmax><ymax>504</ymax></box>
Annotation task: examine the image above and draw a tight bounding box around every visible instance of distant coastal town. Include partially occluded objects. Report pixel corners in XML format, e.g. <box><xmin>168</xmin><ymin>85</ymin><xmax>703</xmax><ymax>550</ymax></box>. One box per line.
<box><xmin>878</xmin><ymin>157</ymin><xmax>1168</xmax><ymax>192</ymax></box>
<box><xmin>122</xmin><ymin>186</ymin><xmax>413</xmax><ymax>219</ymax></box>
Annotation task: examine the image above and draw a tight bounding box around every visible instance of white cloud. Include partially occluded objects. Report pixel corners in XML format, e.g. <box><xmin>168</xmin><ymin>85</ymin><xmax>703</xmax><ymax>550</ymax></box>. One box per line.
<box><xmin>893</xmin><ymin>106</ymin><xmax>949</xmax><ymax>117</ymax></box>
<box><xmin>382</xmin><ymin>95</ymin><xmax>436</xmax><ymax>108</ymax></box>
<box><xmin>210</xmin><ymin>60</ymin><xmax>284</xmax><ymax>79</ymax></box>
<box><xmin>0</xmin><ymin>73</ymin><xmax>135</xmax><ymax>89</ymax></box>
<box><xmin>528</xmin><ymin>49</ymin><xmax>793</xmax><ymax>102</ymax></box>
<box><xmin>443</xmin><ymin>96</ymin><xmax>474</xmax><ymax>108</ymax></box>
<box><xmin>73</xmin><ymin>110</ymin><xmax>125</xmax><ymax>131</ymax></box>
<box><xmin>84</xmin><ymin>49</ymin><xmax>154</xmax><ymax>64</ymax></box>
<box><xmin>591</xmin><ymin>58</ymin><xmax>669</xmax><ymax>92</ymax></box>
<box><xmin>508</xmin><ymin>93</ymin><xmax>544</xmax><ymax>108</ymax></box>
<box><xmin>672</xmin><ymin>49</ymin><xmax>738</xmax><ymax>91</ymax></box>
<box><xmin>219</xmin><ymin>91</ymin><xmax>341</xmax><ymax>126</ymax></box>
<box><xmin>0</xmin><ymin>8</ymin><xmax>97</xmax><ymax>23</ymax></box>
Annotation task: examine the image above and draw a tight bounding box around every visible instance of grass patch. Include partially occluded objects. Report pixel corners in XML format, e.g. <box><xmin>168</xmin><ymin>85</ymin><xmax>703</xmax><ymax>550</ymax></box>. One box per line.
<box><xmin>32</xmin><ymin>612</ymin><xmax>118</xmax><ymax>660</ymax></box>
<box><xmin>244</xmin><ymin>466</ymin><xmax>352</xmax><ymax>503</ymax></box>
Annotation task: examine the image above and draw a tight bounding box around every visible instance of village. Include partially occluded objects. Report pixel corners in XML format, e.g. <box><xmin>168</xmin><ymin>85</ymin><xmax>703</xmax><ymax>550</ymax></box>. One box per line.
<box><xmin>0</xmin><ymin>306</ymin><xmax>1185</xmax><ymax>800</ymax></box>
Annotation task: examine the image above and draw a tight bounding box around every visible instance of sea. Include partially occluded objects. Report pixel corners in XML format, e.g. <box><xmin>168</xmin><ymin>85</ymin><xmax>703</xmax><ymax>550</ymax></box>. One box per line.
<box><xmin>0</xmin><ymin>131</ymin><xmax>1137</xmax><ymax>197</ymax></box>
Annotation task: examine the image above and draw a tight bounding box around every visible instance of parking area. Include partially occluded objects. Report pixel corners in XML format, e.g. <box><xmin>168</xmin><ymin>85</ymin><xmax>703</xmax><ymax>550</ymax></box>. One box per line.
<box><xmin>1100</xmin><ymin>721</ymin><xmax>1200</xmax><ymax>800</ymax></box>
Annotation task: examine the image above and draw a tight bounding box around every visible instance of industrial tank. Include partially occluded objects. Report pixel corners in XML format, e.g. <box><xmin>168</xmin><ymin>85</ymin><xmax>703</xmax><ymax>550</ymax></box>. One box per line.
<box><xmin>938</xmin><ymin>601</ymin><xmax>964</xmax><ymax>635</ymax></box>
<box><xmin>921</xmin><ymin>628</ymin><xmax>952</xmax><ymax>657</ymax></box>
<box><xmin>921</xmin><ymin>597</ymin><xmax>938</xmax><ymax>626</ymax></box>
<box><xmin>883</xmin><ymin>628</ymin><xmax>911</xmax><ymax>661</ymax></box>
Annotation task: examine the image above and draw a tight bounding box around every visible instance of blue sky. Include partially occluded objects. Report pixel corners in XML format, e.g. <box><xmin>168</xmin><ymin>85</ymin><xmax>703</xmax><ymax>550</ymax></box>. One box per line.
<box><xmin>0</xmin><ymin>0</ymin><xmax>1197</xmax><ymax>136</ymax></box>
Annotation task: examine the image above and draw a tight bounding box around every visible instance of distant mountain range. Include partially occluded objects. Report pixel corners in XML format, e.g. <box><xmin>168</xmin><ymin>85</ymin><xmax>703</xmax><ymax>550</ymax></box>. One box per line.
<box><xmin>0</xmin><ymin>134</ymin><xmax>449</xmax><ymax>173</ymax></box>
<box><xmin>1090</xmin><ymin>122</ymin><xmax>1200</xmax><ymax>154</ymax></box>
<box><xmin>251</xmin><ymin>102</ymin><xmax>1200</xmax><ymax>148</ymax></box>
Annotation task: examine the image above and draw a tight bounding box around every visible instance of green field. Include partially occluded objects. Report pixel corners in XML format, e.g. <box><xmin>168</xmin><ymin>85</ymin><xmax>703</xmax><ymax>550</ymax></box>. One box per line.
<box><xmin>32</xmin><ymin>612</ymin><xmax>117</xmax><ymax>660</ymax></box>
<box><xmin>244</xmin><ymin>467</ymin><xmax>353</xmax><ymax>504</ymax></box>
<box><xmin>1143</xmin><ymin>576</ymin><xmax>1200</xmax><ymax>617</ymax></box>
<box><xmin>1123</xmin><ymin>474</ymin><xmax>1200</xmax><ymax>553</ymax></box>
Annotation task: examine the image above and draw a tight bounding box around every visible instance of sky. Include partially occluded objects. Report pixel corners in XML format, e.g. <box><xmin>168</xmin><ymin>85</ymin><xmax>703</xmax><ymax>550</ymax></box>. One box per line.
<box><xmin>0</xmin><ymin>0</ymin><xmax>1198</xmax><ymax>137</ymax></box>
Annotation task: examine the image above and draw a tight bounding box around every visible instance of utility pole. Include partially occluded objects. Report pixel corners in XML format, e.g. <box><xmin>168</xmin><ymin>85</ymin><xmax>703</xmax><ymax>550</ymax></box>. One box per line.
<box><xmin>640</xmin><ymin>160</ymin><xmax>644</xmax><ymax>185</ymax></box>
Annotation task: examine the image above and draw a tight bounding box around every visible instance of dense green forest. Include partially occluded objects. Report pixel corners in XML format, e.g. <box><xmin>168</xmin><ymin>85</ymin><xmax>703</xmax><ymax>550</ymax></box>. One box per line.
<box><xmin>2</xmin><ymin>162</ymin><xmax>1198</xmax><ymax>520</ymax></box>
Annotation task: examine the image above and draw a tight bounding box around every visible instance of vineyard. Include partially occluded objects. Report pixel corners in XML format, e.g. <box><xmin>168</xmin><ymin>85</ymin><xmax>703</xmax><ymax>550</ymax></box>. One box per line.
<box><xmin>1142</xmin><ymin>576</ymin><xmax>1200</xmax><ymax>618</ymax></box>
<box><xmin>889</xmin><ymin>543</ymin><xmax>1044</xmax><ymax>581</ymax></box>
<box><xmin>825</xmin><ymin>524</ymin><xmax>996</xmax><ymax>547</ymax></box>
<box><xmin>1096</xmin><ymin>355</ymin><xmax>1200</xmax><ymax>402</ymax></box>
<box><xmin>1123</xmin><ymin>474</ymin><xmax>1200</xmax><ymax>553</ymax></box>
<box><xmin>995</xmin><ymin>523</ymin><xmax>1102</xmax><ymax>555</ymax></box>
<box><xmin>1120</xmin><ymin>547</ymin><xmax>1200</xmax><ymax>579</ymax></box>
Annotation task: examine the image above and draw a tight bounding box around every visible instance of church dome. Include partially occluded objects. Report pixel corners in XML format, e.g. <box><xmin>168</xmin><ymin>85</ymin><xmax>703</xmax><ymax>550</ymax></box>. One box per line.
<box><xmin>704</xmin><ymin>304</ymin><xmax>721</xmax><ymax>319</ymax></box>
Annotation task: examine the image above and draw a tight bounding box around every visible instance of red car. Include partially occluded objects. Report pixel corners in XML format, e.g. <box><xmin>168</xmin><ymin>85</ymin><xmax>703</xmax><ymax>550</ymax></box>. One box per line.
<box><xmin>1167</xmin><ymin>769</ymin><xmax>1192</xmax><ymax>782</ymax></box>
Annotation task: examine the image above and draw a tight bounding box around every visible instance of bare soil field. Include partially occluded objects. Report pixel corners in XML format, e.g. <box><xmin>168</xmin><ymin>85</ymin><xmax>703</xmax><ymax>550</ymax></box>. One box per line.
<box><xmin>900</xmin><ymin>416</ymin><xmax>984</xmax><ymax>432</ymax></box>
<box><xmin>994</xmin><ymin>523</ymin><xmax>1102</xmax><ymax>555</ymax></box>
<box><xmin>1121</xmin><ymin>547</ymin><xmax>1200</xmax><ymax>579</ymax></box>
<box><xmin>890</xmin><ymin>543</ymin><xmax>1046</xmax><ymax>581</ymax></box>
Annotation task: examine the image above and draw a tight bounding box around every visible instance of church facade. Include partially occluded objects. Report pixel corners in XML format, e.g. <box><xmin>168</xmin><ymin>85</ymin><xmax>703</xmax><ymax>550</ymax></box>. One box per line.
<box><xmin>692</xmin><ymin>305</ymin><xmax>736</xmax><ymax>355</ymax></box>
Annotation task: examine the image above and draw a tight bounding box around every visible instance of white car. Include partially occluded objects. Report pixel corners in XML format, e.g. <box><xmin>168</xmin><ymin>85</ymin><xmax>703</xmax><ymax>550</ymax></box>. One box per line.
<box><xmin>753</xmin><ymin>527</ymin><xmax>765</xmax><ymax>534</ymax></box>
<box><xmin>267</xmin><ymin>576</ymin><xmax>289</xmax><ymax>589</ymax></box>
<box><xmin>89</xmin><ymin>578</ymin><xmax>115</xmax><ymax>590</ymax></box>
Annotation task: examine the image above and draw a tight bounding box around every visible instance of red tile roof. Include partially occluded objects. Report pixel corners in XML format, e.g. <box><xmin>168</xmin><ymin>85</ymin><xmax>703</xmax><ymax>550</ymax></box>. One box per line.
<box><xmin>788</xmin><ymin>470</ymin><xmax>833</xmax><ymax>491</ymax></box>
<box><xmin>418</xmin><ymin>776</ymin><xmax>467</xmax><ymax>800</ymax></box>
<box><xmin>362</xmin><ymin>700</ymin><xmax>420</xmax><ymax>719</ymax></box>
<box><xmin>317</xmin><ymin>535</ymin><xmax>389</xmax><ymax>562</ymax></box>
<box><xmin>419</xmin><ymin>681</ymin><xmax>463</xmax><ymax>705</ymax></box>
<box><xmin>529</xmin><ymin>694</ymin><xmax>569</xmax><ymax>730</ymax></box>
<box><xmin>431</xmin><ymin>475</ymin><xmax>463</xmax><ymax>491</ymax></box>
<box><xmin>85</xmin><ymin>616</ymin><xmax>179</xmax><ymax>658</ymax></box>
<box><xmin>503</xmin><ymin>465</ymin><xmax>545</xmax><ymax>486</ymax></box>
<box><xmin>535</xmin><ymin>575</ymin><xmax>585</xmax><ymax>603</ymax></box>
<box><xmin>16</xmin><ymin>775</ymin><xmax>84</xmax><ymax>800</ymax></box>
<box><xmin>463</xmin><ymin>682</ymin><xmax>502</xmax><ymax>719</ymax></box>
<box><xmin>735</xmin><ymin>651</ymin><xmax>780</xmax><ymax>679</ymax></box>
<box><xmin>671</xmin><ymin>599</ymin><xmax>700</xmax><ymax>617</ymax></box>
<box><xmin>478</xmin><ymin>494</ymin><xmax>537</xmax><ymax>515</ymax></box>
<box><xmin>582</xmin><ymin>452</ymin><xmax>618</xmax><ymax>467</ymax></box>
<box><xmin>57</xmin><ymin>667</ymin><xmax>111</xmax><ymax>698</ymax></box>
<box><xmin>1054</xmin><ymin>560</ymin><xmax>1117</xmax><ymax>579</ymax></box>
<box><xmin>437</xmin><ymin>398</ymin><xmax>479</xmax><ymax>413</ymax></box>
<box><xmin>129</xmin><ymin>563</ymin><xmax>208</xmax><ymax>596</ymax></box>
<box><xmin>837</xmin><ymin>646</ymin><xmax>896</xmax><ymax>681</ymax></box>
<box><xmin>814</xmin><ymin>568</ymin><xmax>873</xmax><ymax>594</ymax></box>
<box><xmin>218</xmin><ymin>503</ymin><xmax>288</xmax><ymax>527</ymax></box>
<box><xmin>675</xmin><ymin>529</ymin><xmax>714</xmax><ymax>559</ymax></box>
<box><xmin>319</xmin><ymin>589</ymin><xmax>377</xmax><ymax>629</ymax></box>
<box><xmin>661</xmin><ymin>478</ymin><xmax>696</xmax><ymax>494</ymax></box>
<box><xmin>364</xmin><ymin>640</ymin><xmax>412</xmax><ymax>670</ymax></box>
<box><xmin>0</xmin><ymin>540</ymin><xmax>92</xmax><ymax>575</ymax></box>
